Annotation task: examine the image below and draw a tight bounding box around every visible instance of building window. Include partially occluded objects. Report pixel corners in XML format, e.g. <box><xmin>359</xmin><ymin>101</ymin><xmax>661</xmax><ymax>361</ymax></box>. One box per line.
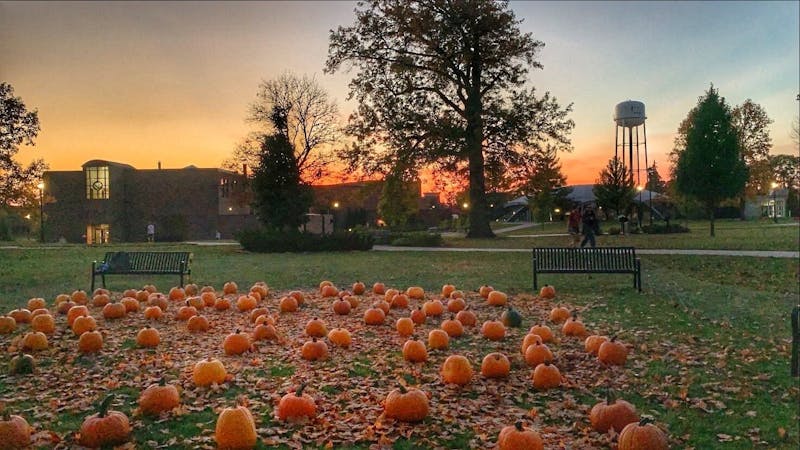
<box><xmin>85</xmin><ymin>166</ymin><xmax>109</xmax><ymax>199</ymax></box>
<box><xmin>220</xmin><ymin>177</ymin><xmax>230</xmax><ymax>198</ymax></box>
<box><xmin>87</xmin><ymin>224</ymin><xmax>110</xmax><ymax>244</ymax></box>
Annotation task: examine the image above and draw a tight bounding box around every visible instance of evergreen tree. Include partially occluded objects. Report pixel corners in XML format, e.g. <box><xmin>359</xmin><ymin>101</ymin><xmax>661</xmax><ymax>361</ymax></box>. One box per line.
<box><xmin>377</xmin><ymin>168</ymin><xmax>419</xmax><ymax>230</ymax></box>
<box><xmin>645</xmin><ymin>161</ymin><xmax>666</xmax><ymax>193</ymax></box>
<box><xmin>593</xmin><ymin>157</ymin><xmax>635</xmax><ymax>218</ymax></box>
<box><xmin>674</xmin><ymin>86</ymin><xmax>747</xmax><ymax>236</ymax></box>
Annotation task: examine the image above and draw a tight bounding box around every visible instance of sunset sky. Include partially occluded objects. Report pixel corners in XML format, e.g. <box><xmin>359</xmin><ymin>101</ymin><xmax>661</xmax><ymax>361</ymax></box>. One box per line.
<box><xmin>2</xmin><ymin>1</ymin><xmax>798</xmax><ymax>192</ymax></box>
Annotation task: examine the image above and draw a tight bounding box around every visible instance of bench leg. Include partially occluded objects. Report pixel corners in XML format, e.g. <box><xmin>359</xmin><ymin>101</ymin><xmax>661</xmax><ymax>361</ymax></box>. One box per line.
<box><xmin>101</xmin><ymin>273</ymin><xmax>106</xmax><ymax>289</ymax></box>
<box><xmin>532</xmin><ymin>255</ymin><xmax>538</xmax><ymax>292</ymax></box>
<box><xmin>792</xmin><ymin>305</ymin><xmax>799</xmax><ymax>377</ymax></box>
<box><xmin>90</xmin><ymin>262</ymin><xmax>96</xmax><ymax>293</ymax></box>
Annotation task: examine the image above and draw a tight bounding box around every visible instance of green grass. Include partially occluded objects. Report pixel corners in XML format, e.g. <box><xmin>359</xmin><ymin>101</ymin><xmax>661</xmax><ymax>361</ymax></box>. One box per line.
<box><xmin>0</xmin><ymin>242</ymin><xmax>798</xmax><ymax>448</ymax></box>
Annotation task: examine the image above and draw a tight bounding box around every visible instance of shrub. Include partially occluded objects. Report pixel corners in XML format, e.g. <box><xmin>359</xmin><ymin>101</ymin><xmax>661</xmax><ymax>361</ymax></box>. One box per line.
<box><xmin>390</xmin><ymin>232</ymin><xmax>443</xmax><ymax>247</ymax></box>
<box><xmin>641</xmin><ymin>223</ymin><xmax>690</xmax><ymax>234</ymax></box>
<box><xmin>607</xmin><ymin>226</ymin><xmax>621</xmax><ymax>235</ymax></box>
<box><xmin>237</xmin><ymin>229</ymin><xmax>373</xmax><ymax>253</ymax></box>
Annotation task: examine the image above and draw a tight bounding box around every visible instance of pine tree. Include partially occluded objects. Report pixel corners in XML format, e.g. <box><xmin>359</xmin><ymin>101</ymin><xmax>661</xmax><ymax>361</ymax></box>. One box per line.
<box><xmin>593</xmin><ymin>157</ymin><xmax>635</xmax><ymax>218</ymax></box>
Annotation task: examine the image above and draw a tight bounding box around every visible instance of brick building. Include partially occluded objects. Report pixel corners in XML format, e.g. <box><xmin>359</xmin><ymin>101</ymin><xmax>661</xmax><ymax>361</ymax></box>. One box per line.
<box><xmin>42</xmin><ymin>160</ymin><xmax>256</xmax><ymax>243</ymax></box>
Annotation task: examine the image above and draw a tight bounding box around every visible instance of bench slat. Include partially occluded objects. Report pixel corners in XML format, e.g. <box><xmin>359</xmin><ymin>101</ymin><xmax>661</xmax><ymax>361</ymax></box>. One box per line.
<box><xmin>532</xmin><ymin>247</ymin><xmax>641</xmax><ymax>292</ymax></box>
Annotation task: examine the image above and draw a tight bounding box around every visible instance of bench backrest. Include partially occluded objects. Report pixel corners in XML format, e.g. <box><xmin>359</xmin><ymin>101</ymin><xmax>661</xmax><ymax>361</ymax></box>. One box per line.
<box><xmin>533</xmin><ymin>247</ymin><xmax>637</xmax><ymax>271</ymax></box>
<box><xmin>102</xmin><ymin>252</ymin><xmax>191</xmax><ymax>273</ymax></box>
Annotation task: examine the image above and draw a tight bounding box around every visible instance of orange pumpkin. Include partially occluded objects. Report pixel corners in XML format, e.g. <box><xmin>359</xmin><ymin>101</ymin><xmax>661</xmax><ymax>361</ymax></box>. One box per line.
<box><xmin>449</xmin><ymin>290</ymin><xmax>465</xmax><ymax>299</ymax></box>
<box><xmin>184</xmin><ymin>283</ymin><xmax>199</xmax><ymax>296</ymax></box>
<box><xmin>441</xmin><ymin>284</ymin><xmax>456</xmax><ymax>298</ymax></box>
<box><xmin>305</xmin><ymin>318</ymin><xmax>328</xmax><ymax>338</ymax></box>
<box><xmin>223</xmin><ymin>281</ymin><xmax>238</xmax><ymax>295</ymax></box>
<box><xmin>78</xmin><ymin>395</ymin><xmax>131</xmax><ymax>448</ymax></box>
<box><xmin>288</xmin><ymin>290</ymin><xmax>305</xmax><ymax>305</ymax></box>
<box><xmin>71</xmin><ymin>289</ymin><xmax>89</xmax><ymax>304</ymax></box>
<box><xmin>249</xmin><ymin>307</ymin><xmax>269</xmax><ymax>322</ymax></box>
<box><xmin>422</xmin><ymin>299</ymin><xmax>444</xmax><ymax>317</ymax></box>
<box><xmin>143</xmin><ymin>306</ymin><xmax>163</xmax><ymax>320</ymax></box>
<box><xmin>455</xmin><ymin>308</ymin><xmax>477</xmax><ymax>327</ymax></box>
<box><xmin>136</xmin><ymin>290</ymin><xmax>151</xmax><ymax>303</ymax></box>
<box><xmin>598</xmin><ymin>336</ymin><xmax>628</xmax><ymax>366</ymax></box>
<box><xmin>524</xmin><ymin>342</ymin><xmax>554</xmax><ymax>367</ymax></box>
<box><xmin>27</xmin><ymin>297</ymin><xmax>46</xmax><ymax>311</ymax></box>
<box><xmin>364</xmin><ymin>307</ymin><xmax>386</xmax><ymax>325</ymax></box>
<box><xmin>200</xmin><ymin>291</ymin><xmax>217</xmax><ymax>307</ymax></box>
<box><xmin>481</xmin><ymin>320</ymin><xmax>506</xmax><ymax>341</ymax></box>
<box><xmin>478</xmin><ymin>285</ymin><xmax>493</xmax><ymax>298</ymax></box>
<box><xmin>193</xmin><ymin>358</ymin><xmax>227</xmax><ymax>386</ymax></box>
<box><xmin>520</xmin><ymin>333</ymin><xmax>543</xmax><ymax>355</ymax></box>
<box><xmin>92</xmin><ymin>288</ymin><xmax>110</xmax><ymax>297</ymax></box>
<box><xmin>618</xmin><ymin>418</ymin><xmax>669</xmax><ymax>450</ymax></box>
<box><xmin>384</xmin><ymin>385</ymin><xmax>429</xmax><ymax>422</ymax></box>
<box><xmin>440</xmin><ymin>354</ymin><xmax>473</xmax><ymax>385</ymax></box>
<box><xmin>57</xmin><ymin>299</ymin><xmax>76</xmax><ymax>315</ymax></box>
<box><xmin>148</xmin><ymin>294</ymin><xmax>169</xmax><ymax>311</ymax></box>
<box><xmin>446</xmin><ymin>297</ymin><xmax>466</xmax><ymax>313</ymax></box>
<box><xmin>223</xmin><ymin>329</ymin><xmax>251</xmax><ymax>355</ymax></box>
<box><xmin>585</xmin><ymin>335</ymin><xmax>609</xmax><ymax>355</ymax></box>
<box><xmin>214</xmin><ymin>398</ymin><xmax>257</xmax><ymax>450</ymax></box>
<box><xmin>168</xmin><ymin>287</ymin><xmax>186</xmax><ymax>301</ymax></box>
<box><xmin>0</xmin><ymin>316</ymin><xmax>17</xmax><ymax>334</ymax></box>
<box><xmin>236</xmin><ymin>295</ymin><xmax>258</xmax><ymax>312</ymax></box>
<box><xmin>333</xmin><ymin>298</ymin><xmax>351</xmax><ymax>315</ymax></box>
<box><xmin>497</xmin><ymin>422</ymin><xmax>543</xmax><ymax>450</ymax></box>
<box><xmin>562</xmin><ymin>312</ymin><xmax>587</xmax><ymax>337</ymax></box>
<box><xmin>30</xmin><ymin>313</ymin><xmax>55</xmax><ymax>334</ymax></box>
<box><xmin>102</xmin><ymin>302</ymin><xmax>126</xmax><ymax>319</ymax></box>
<box><xmin>214</xmin><ymin>296</ymin><xmax>232</xmax><ymax>311</ymax></box>
<box><xmin>78</xmin><ymin>330</ymin><xmax>103</xmax><ymax>353</ymax></box>
<box><xmin>21</xmin><ymin>331</ymin><xmax>48</xmax><ymax>351</ymax></box>
<box><xmin>406</xmin><ymin>286</ymin><xmax>424</xmax><ymax>300</ymax></box>
<box><xmin>352</xmin><ymin>281</ymin><xmax>366</xmax><ymax>295</ymax></box>
<box><xmin>589</xmin><ymin>391</ymin><xmax>639</xmax><ymax>433</ymax></box>
<box><xmin>327</xmin><ymin>328</ymin><xmax>352</xmax><ymax>347</ymax></box>
<box><xmin>539</xmin><ymin>284</ymin><xmax>556</xmax><ymax>299</ymax></box>
<box><xmin>250</xmin><ymin>282</ymin><xmax>268</xmax><ymax>299</ymax></box>
<box><xmin>136</xmin><ymin>326</ymin><xmax>160</xmax><ymax>348</ymax></box>
<box><xmin>254</xmin><ymin>314</ymin><xmax>275</xmax><ymax>326</ymax></box>
<box><xmin>0</xmin><ymin>407</ymin><xmax>31</xmax><ymax>448</ymax></box>
<box><xmin>276</xmin><ymin>384</ymin><xmax>316</xmax><ymax>422</ymax></box>
<box><xmin>532</xmin><ymin>362</ymin><xmax>561</xmax><ymax>390</ymax></box>
<box><xmin>8</xmin><ymin>309</ymin><xmax>31</xmax><ymax>324</ymax></box>
<box><xmin>253</xmin><ymin>324</ymin><xmax>278</xmax><ymax>341</ymax></box>
<box><xmin>300</xmin><ymin>338</ymin><xmax>328</xmax><ymax>361</ymax></box>
<box><xmin>410</xmin><ymin>307</ymin><xmax>426</xmax><ymax>325</ymax></box>
<box><xmin>481</xmin><ymin>352</ymin><xmax>511</xmax><ymax>378</ymax></box>
<box><xmin>120</xmin><ymin>297</ymin><xmax>139</xmax><ymax>313</ymax></box>
<box><xmin>428</xmin><ymin>329</ymin><xmax>450</xmax><ymax>350</ymax></box>
<box><xmin>549</xmin><ymin>306</ymin><xmax>570</xmax><ymax>323</ymax></box>
<box><xmin>92</xmin><ymin>293</ymin><xmax>110</xmax><ymax>308</ymax></box>
<box><xmin>441</xmin><ymin>316</ymin><xmax>464</xmax><ymax>337</ymax></box>
<box><xmin>71</xmin><ymin>315</ymin><xmax>97</xmax><ymax>336</ymax></box>
<box><xmin>279</xmin><ymin>296</ymin><xmax>298</xmax><ymax>313</ymax></box>
<box><xmin>396</xmin><ymin>317</ymin><xmax>415</xmax><ymax>337</ymax></box>
<box><xmin>345</xmin><ymin>295</ymin><xmax>360</xmax><ymax>309</ymax></box>
<box><xmin>373</xmin><ymin>299</ymin><xmax>391</xmax><ymax>314</ymax></box>
<box><xmin>390</xmin><ymin>293</ymin><xmax>409</xmax><ymax>309</ymax></box>
<box><xmin>320</xmin><ymin>284</ymin><xmax>339</xmax><ymax>298</ymax></box>
<box><xmin>487</xmin><ymin>290</ymin><xmax>508</xmax><ymax>306</ymax></box>
<box><xmin>529</xmin><ymin>324</ymin><xmax>554</xmax><ymax>343</ymax></box>
<box><xmin>402</xmin><ymin>339</ymin><xmax>428</xmax><ymax>363</ymax></box>
<box><xmin>187</xmin><ymin>315</ymin><xmax>210</xmax><ymax>332</ymax></box>
<box><xmin>372</xmin><ymin>282</ymin><xmax>386</xmax><ymax>294</ymax></box>
<box><xmin>142</xmin><ymin>284</ymin><xmax>157</xmax><ymax>294</ymax></box>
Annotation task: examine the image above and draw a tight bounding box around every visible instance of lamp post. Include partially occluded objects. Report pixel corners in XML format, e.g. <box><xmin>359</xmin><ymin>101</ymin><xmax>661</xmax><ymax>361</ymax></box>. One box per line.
<box><xmin>771</xmin><ymin>182</ymin><xmax>779</xmax><ymax>223</ymax></box>
<box><xmin>636</xmin><ymin>185</ymin><xmax>644</xmax><ymax>228</ymax></box>
<box><xmin>37</xmin><ymin>182</ymin><xmax>44</xmax><ymax>242</ymax></box>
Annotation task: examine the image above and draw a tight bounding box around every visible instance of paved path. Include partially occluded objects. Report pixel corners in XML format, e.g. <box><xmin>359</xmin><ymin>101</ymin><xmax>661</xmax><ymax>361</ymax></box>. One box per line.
<box><xmin>372</xmin><ymin>245</ymin><xmax>799</xmax><ymax>258</ymax></box>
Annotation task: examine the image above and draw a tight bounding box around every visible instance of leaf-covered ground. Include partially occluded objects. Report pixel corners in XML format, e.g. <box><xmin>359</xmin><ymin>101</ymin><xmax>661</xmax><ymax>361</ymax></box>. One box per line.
<box><xmin>3</xmin><ymin>284</ymin><xmax>678</xmax><ymax>449</ymax></box>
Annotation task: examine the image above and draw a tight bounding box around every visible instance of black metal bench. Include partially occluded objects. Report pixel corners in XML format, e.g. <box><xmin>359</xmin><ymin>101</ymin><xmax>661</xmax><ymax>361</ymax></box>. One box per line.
<box><xmin>532</xmin><ymin>247</ymin><xmax>642</xmax><ymax>292</ymax></box>
<box><xmin>91</xmin><ymin>251</ymin><xmax>192</xmax><ymax>292</ymax></box>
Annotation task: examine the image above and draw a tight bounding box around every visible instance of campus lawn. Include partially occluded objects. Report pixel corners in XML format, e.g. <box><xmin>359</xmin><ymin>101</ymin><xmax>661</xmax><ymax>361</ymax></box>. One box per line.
<box><xmin>0</xmin><ymin>244</ymin><xmax>797</xmax><ymax>448</ymax></box>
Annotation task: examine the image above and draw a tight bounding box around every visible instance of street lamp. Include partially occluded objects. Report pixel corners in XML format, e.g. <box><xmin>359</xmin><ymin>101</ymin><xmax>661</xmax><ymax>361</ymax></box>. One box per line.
<box><xmin>771</xmin><ymin>182</ymin><xmax>779</xmax><ymax>223</ymax></box>
<box><xmin>636</xmin><ymin>186</ymin><xmax>644</xmax><ymax>228</ymax></box>
<box><xmin>37</xmin><ymin>182</ymin><xmax>44</xmax><ymax>242</ymax></box>
<box><xmin>462</xmin><ymin>202</ymin><xmax>469</xmax><ymax>209</ymax></box>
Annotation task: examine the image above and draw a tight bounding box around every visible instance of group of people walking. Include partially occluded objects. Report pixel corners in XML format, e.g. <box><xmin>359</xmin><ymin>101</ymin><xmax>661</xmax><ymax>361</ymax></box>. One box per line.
<box><xmin>567</xmin><ymin>205</ymin><xmax>600</xmax><ymax>248</ymax></box>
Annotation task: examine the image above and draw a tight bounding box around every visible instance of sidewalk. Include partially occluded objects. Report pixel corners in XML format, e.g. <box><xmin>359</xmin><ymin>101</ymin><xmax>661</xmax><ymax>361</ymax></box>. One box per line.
<box><xmin>372</xmin><ymin>245</ymin><xmax>799</xmax><ymax>259</ymax></box>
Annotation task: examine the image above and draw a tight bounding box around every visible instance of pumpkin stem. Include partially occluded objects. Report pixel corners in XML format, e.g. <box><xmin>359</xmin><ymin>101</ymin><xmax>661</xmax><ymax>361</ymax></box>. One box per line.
<box><xmin>398</xmin><ymin>384</ymin><xmax>408</xmax><ymax>394</ymax></box>
<box><xmin>610</xmin><ymin>335</ymin><xmax>618</xmax><ymax>342</ymax></box>
<box><xmin>97</xmin><ymin>394</ymin><xmax>115</xmax><ymax>418</ymax></box>
<box><xmin>514</xmin><ymin>421</ymin><xmax>524</xmax><ymax>431</ymax></box>
<box><xmin>606</xmin><ymin>386</ymin><xmax>616</xmax><ymax>405</ymax></box>
<box><xmin>158</xmin><ymin>378</ymin><xmax>167</xmax><ymax>386</ymax></box>
<box><xmin>295</xmin><ymin>382</ymin><xmax>307</xmax><ymax>397</ymax></box>
<box><xmin>639</xmin><ymin>416</ymin><xmax>654</xmax><ymax>426</ymax></box>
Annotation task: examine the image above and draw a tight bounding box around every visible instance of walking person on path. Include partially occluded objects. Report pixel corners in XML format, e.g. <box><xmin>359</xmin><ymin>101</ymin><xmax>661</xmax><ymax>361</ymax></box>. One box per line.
<box><xmin>146</xmin><ymin>223</ymin><xmax>155</xmax><ymax>243</ymax></box>
<box><xmin>580</xmin><ymin>206</ymin><xmax>599</xmax><ymax>248</ymax></box>
<box><xmin>567</xmin><ymin>207</ymin><xmax>582</xmax><ymax>247</ymax></box>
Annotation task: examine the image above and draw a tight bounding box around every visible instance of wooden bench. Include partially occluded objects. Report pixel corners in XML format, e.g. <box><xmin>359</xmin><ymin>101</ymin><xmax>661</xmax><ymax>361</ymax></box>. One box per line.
<box><xmin>91</xmin><ymin>251</ymin><xmax>192</xmax><ymax>292</ymax></box>
<box><xmin>532</xmin><ymin>247</ymin><xmax>642</xmax><ymax>292</ymax></box>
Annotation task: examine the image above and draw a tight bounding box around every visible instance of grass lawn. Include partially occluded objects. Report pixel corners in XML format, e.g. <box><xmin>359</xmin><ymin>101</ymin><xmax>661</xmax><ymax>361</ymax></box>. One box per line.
<box><xmin>448</xmin><ymin>219</ymin><xmax>800</xmax><ymax>251</ymax></box>
<box><xmin>0</xmin><ymin>244</ymin><xmax>798</xmax><ymax>448</ymax></box>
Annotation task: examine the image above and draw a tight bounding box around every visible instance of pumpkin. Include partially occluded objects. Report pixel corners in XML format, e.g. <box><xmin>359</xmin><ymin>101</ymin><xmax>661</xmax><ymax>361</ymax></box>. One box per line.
<box><xmin>102</xmin><ymin>301</ymin><xmax>126</xmax><ymax>319</ymax></box>
<box><xmin>143</xmin><ymin>305</ymin><xmax>163</xmax><ymax>320</ymax></box>
<box><xmin>455</xmin><ymin>308</ymin><xmax>477</xmax><ymax>327</ymax></box>
<box><xmin>364</xmin><ymin>307</ymin><xmax>386</xmax><ymax>325</ymax></box>
<box><xmin>247</xmin><ymin>307</ymin><xmax>267</xmax><ymax>322</ymax></box>
<box><xmin>585</xmin><ymin>335</ymin><xmax>609</xmax><ymax>355</ymax></box>
<box><xmin>250</xmin><ymin>282</ymin><xmax>268</xmax><ymax>299</ymax></box>
<box><xmin>501</xmin><ymin>305</ymin><xmax>523</xmax><ymax>328</ymax></box>
<box><xmin>478</xmin><ymin>285</ymin><xmax>493</xmax><ymax>298</ymax></box>
<box><xmin>422</xmin><ymin>299</ymin><xmax>444</xmax><ymax>316</ymax></box>
<box><xmin>396</xmin><ymin>317</ymin><xmax>415</xmax><ymax>337</ymax></box>
<box><xmin>215</xmin><ymin>398</ymin><xmax>257</xmax><ymax>450</ymax></box>
<box><xmin>187</xmin><ymin>315</ymin><xmax>210</xmax><ymax>332</ymax></box>
<box><xmin>372</xmin><ymin>282</ymin><xmax>386</xmax><ymax>294</ymax></box>
<box><xmin>148</xmin><ymin>294</ymin><xmax>169</xmax><ymax>311</ymax></box>
<box><xmin>531</xmin><ymin>362</ymin><xmax>561</xmax><ymax>390</ymax></box>
<box><xmin>524</xmin><ymin>342</ymin><xmax>554</xmax><ymax>367</ymax></box>
<box><xmin>139</xmin><ymin>378</ymin><xmax>181</xmax><ymax>415</ymax></box>
<box><xmin>214</xmin><ymin>296</ymin><xmax>232</xmax><ymax>311</ymax></box>
<box><xmin>305</xmin><ymin>318</ymin><xmax>328</xmax><ymax>338</ymax></box>
<box><xmin>345</xmin><ymin>295</ymin><xmax>360</xmax><ymax>309</ymax></box>
<box><xmin>402</xmin><ymin>339</ymin><xmax>428</xmax><ymax>363</ymax></box>
<box><xmin>200</xmin><ymin>291</ymin><xmax>217</xmax><ymax>307</ymax></box>
<box><xmin>598</xmin><ymin>336</ymin><xmax>629</xmax><ymax>366</ymax></box>
<box><xmin>428</xmin><ymin>329</ymin><xmax>450</xmax><ymax>350</ymax></box>
<box><xmin>327</xmin><ymin>328</ymin><xmax>352</xmax><ymax>347</ymax></box>
<box><xmin>333</xmin><ymin>298</ymin><xmax>351</xmax><ymax>315</ymax></box>
<box><xmin>549</xmin><ymin>306</ymin><xmax>570</xmax><ymax>323</ymax></box>
<box><xmin>440</xmin><ymin>354</ymin><xmax>473</xmax><ymax>385</ymax></box>
<box><xmin>279</xmin><ymin>296</ymin><xmax>298</xmax><ymax>313</ymax></box>
<box><xmin>168</xmin><ymin>287</ymin><xmax>185</xmax><ymax>301</ymax></box>
<box><xmin>589</xmin><ymin>390</ymin><xmax>639</xmax><ymax>433</ymax></box>
<box><xmin>223</xmin><ymin>281</ymin><xmax>238</xmax><ymax>295</ymax></box>
<box><xmin>0</xmin><ymin>406</ymin><xmax>31</xmax><ymax>449</ymax></box>
<box><xmin>184</xmin><ymin>295</ymin><xmax>204</xmax><ymax>310</ymax></box>
<box><xmin>30</xmin><ymin>308</ymin><xmax>49</xmax><ymax>318</ymax></box>
<box><xmin>520</xmin><ymin>333</ymin><xmax>543</xmax><ymax>354</ymax></box>
<box><xmin>67</xmin><ymin>305</ymin><xmax>89</xmax><ymax>326</ymax></box>
<box><xmin>78</xmin><ymin>395</ymin><xmax>131</xmax><ymax>448</ymax></box>
<box><xmin>449</xmin><ymin>290</ymin><xmax>464</xmax><ymax>299</ymax></box>
<box><xmin>446</xmin><ymin>297</ymin><xmax>466</xmax><ymax>313</ymax></box>
<box><xmin>92</xmin><ymin>287</ymin><xmax>110</xmax><ymax>297</ymax></box>
<box><xmin>441</xmin><ymin>316</ymin><xmax>464</xmax><ymax>337</ymax></box>
<box><xmin>254</xmin><ymin>314</ymin><xmax>276</xmax><ymax>326</ymax></box>
<box><xmin>481</xmin><ymin>320</ymin><xmax>506</xmax><ymax>341</ymax></box>
<box><xmin>301</xmin><ymin>338</ymin><xmax>328</xmax><ymax>361</ymax></box>
<box><xmin>142</xmin><ymin>284</ymin><xmax>157</xmax><ymax>294</ymax></box>
<box><xmin>385</xmin><ymin>385</ymin><xmax>429</xmax><ymax>422</ymax></box>
<box><xmin>71</xmin><ymin>289</ymin><xmax>89</xmax><ymax>304</ymax></box>
<box><xmin>276</xmin><ymin>384</ymin><xmax>316</xmax><ymax>422</ymax></box>
<box><xmin>562</xmin><ymin>312</ymin><xmax>587</xmax><ymax>337</ymax></box>
<box><xmin>175</xmin><ymin>303</ymin><xmax>197</xmax><ymax>321</ymax></box>
<box><xmin>193</xmin><ymin>358</ymin><xmax>227</xmax><ymax>386</ymax></box>
<box><xmin>497</xmin><ymin>421</ymin><xmax>543</xmax><ymax>450</ymax></box>
<box><xmin>57</xmin><ymin>300</ymin><xmax>76</xmax><ymax>315</ymax></box>
<box><xmin>52</xmin><ymin>293</ymin><xmax>68</xmax><ymax>306</ymax></box>
<box><xmin>9</xmin><ymin>350</ymin><xmax>35</xmax><ymax>375</ymax></box>
<box><xmin>0</xmin><ymin>316</ymin><xmax>17</xmax><ymax>334</ymax></box>
<box><xmin>78</xmin><ymin>330</ymin><xmax>103</xmax><ymax>353</ymax></box>
<box><xmin>406</xmin><ymin>286</ymin><xmax>425</xmax><ymax>300</ymax></box>
<box><xmin>319</xmin><ymin>280</ymin><xmax>333</xmax><ymax>290</ymax></box>
<box><xmin>383</xmin><ymin>288</ymin><xmax>399</xmax><ymax>303</ymax></box>
<box><xmin>618</xmin><ymin>418</ymin><xmax>669</xmax><ymax>450</ymax></box>
<box><xmin>136</xmin><ymin>326</ymin><xmax>160</xmax><ymax>348</ymax></box>
<box><xmin>120</xmin><ymin>297</ymin><xmax>139</xmax><ymax>313</ymax></box>
<box><xmin>481</xmin><ymin>352</ymin><xmax>511</xmax><ymax>379</ymax></box>
<box><xmin>373</xmin><ymin>299</ymin><xmax>391</xmax><ymax>314</ymax></box>
<box><xmin>410</xmin><ymin>307</ymin><xmax>426</xmax><ymax>325</ymax></box>
<box><xmin>223</xmin><ymin>329</ymin><xmax>251</xmax><ymax>355</ymax></box>
<box><xmin>351</xmin><ymin>281</ymin><xmax>366</xmax><ymax>295</ymax></box>
<box><xmin>92</xmin><ymin>293</ymin><xmax>110</xmax><ymax>308</ymax></box>
<box><xmin>441</xmin><ymin>284</ymin><xmax>456</xmax><ymax>298</ymax></box>
<box><xmin>71</xmin><ymin>315</ymin><xmax>97</xmax><ymax>335</ymax></box>
<box><xmin>8</xmin><ymin>309</ymin><xmax>31</xmax><ymax>324</ymax></box>
<box><xmin>253</xmin><ymin>324</ymin><xmax>278</xmax><ymax>341</ymax></box>
<box><xmin>200</xmin><ymin>285</ymin><xmax>215</xmax><ymax>293</ymax></box>
<box><xmin>184</xmin><ymin>283</ymin><xmax>199</xmax><ymax>296</ymax></box>
<box><xmin>235</xmin><ymin>295</ymin><xmax>256</xmax><ymax>312</ymax></box>
<box><xmin>136</xmin><ymin>290</ymin><xmax>151</xmax><ymax>303</ymax></box>
<box><xmin>320</xmin><ymin>285</ymin><xmax>339</xmax><ymax>298</ymax></box>
<box><xmin>288</xmin><ymin>290</ymin><xmax>305</xmax><ymax>305</ymax></box>
<box><xmin>539</xmin><ymin>284</ymin><xmax>556</xmax><ymax>299</ymax></box>
<box><xmin>27</xmin><ymin>297</ymin><xmax>46</xmax><ymax>311</ymax></box>
<box><xmin>529</xmin><ymin>324</ymin><xmax>554</xmax><ymax>343</ymax></box>
<box><xmin>30</xmin><ymin>313</ymin><xmax>55</xmax><ymax>334</ymax></box>
<box><xmin>487</xmin><ymin>290</ymin><xmax>508</xmax><ymax>306</ymax></box>
<box><xmin>391</xmin><ymin>293</ymin><xmax>409</xmax><ymax>309</ymax></box>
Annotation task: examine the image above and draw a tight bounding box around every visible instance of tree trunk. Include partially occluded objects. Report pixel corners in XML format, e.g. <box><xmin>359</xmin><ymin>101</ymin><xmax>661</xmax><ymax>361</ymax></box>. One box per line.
<box><xmin>709</xmin><ymin>207</ymin><xmax>715</xmax><ymax>237</ymax></box>
<box><xmin>464</xmin><ymin>64</ymin><xmax>494</xmax><ymax>239</ymax></box>
<box><xmin>738</xmin><ymin>196</ymin><xmax>746</xmax><ymax>220</ymax></box>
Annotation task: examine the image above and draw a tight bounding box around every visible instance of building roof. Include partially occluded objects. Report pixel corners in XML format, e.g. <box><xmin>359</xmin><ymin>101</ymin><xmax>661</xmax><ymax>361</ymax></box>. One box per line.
<box><xmin>503</xmin><ymin>184</ymin><xmax>665</xmax><ymax>207</ymax></box>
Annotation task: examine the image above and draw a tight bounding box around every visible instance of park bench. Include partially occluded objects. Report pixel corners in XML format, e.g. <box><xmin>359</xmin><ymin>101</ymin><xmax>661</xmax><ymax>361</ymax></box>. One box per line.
<box><xmin>532</xmin><ymin>247</ymin><xmax>642</xmax><ymax>292</ymax></box>
<box><xmin>91</xmin><ymin>251</ymin><xmax>192</xmax><ymax>292</ymax></box>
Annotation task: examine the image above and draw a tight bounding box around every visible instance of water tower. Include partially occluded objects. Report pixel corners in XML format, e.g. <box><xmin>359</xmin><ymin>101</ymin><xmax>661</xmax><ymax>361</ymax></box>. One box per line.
<box><xmin>613</xmin><ymin>100</ymin><xmax>648</xmax><ymax>187</ymax></box>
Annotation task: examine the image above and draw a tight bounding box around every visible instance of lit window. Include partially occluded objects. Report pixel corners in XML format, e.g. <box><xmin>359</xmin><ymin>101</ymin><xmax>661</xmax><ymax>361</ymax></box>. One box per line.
<box><xmin>220</xmin><ymin>178</ymin><xmax>230</xmax><ymax>198</ymax></box>
<box><xmin>85</xmin><ymin>166</ymin><xmax>109</xmax><ymax>199</ymax></box>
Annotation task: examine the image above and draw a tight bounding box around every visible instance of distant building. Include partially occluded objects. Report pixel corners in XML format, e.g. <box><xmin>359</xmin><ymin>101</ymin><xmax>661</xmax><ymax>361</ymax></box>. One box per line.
<box><xmin>42</xmin><ymin>160</ymin><xmax>256</xmax><ymax>243</ymax></box>
<box><xmin>744</xmin><ymin>188</ymin><xmax>790</xmax><ymax>219</ymax></box>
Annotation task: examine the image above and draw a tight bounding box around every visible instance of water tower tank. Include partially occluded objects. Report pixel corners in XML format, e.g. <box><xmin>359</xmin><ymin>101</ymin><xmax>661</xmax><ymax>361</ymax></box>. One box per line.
<box><xmin>614</xmin><ymin>100</ymin><xmax>646</xmax><ymax>128</ymax></box>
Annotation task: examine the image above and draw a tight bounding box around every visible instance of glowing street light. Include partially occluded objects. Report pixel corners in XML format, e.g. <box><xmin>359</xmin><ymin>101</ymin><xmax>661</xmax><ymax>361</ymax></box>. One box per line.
<box><xmin>462</xmin><ymin>202</ymin><xmax>469</xmax><ymax>209</ymax></box>
<box><xmin>37</xmin><ymin>182</ymin><xmax>44</xmax><ymax>242</ymax></box>
<box><xmin>333</xmin><ymin>201</ymin><xmax>340</xmax><ymax>208</ymax></box>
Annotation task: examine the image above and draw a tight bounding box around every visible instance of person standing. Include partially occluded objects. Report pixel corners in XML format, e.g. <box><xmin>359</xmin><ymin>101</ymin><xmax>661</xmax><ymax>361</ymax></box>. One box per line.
<box><xmin>146</xmin><ymin>223</ymin><xmax>155</xmax><ymax>243</ymax></box>
<box><xmin>580</xmin><ymin>207</ymin><xmax>599</xmax><ymax>248</ymax></box>
<box><xmin>567</xmin><ymin>207</ymin><xmax>582</xmax><ymax>247</ymax></box>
